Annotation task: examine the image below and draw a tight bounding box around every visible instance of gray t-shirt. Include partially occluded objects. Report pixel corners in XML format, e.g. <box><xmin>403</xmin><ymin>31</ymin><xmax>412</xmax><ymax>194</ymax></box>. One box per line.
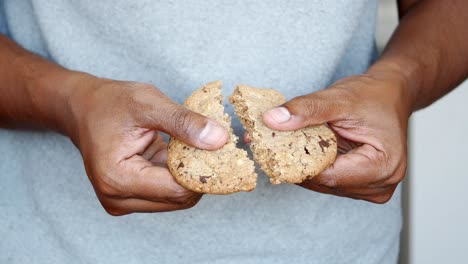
<box><xmin>0</xmin><ymin>1</ymin><xmax>401</xmax><ymax>263</ymax></box>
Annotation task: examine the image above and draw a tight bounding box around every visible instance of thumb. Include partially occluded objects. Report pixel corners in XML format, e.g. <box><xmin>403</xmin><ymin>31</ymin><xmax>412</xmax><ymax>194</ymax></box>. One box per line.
<box><xmin>138</xmin><ymin>93</ymin><xmax>228</xmax><ymax>150</ymax></box>
<box><xmin>262</xmin><ymin>89</ymin><xmax>347</xmax><ymax>131</ymax></box>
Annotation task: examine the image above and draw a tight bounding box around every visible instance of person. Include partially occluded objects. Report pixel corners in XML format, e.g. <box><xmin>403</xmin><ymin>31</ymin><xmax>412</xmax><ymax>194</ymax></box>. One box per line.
<box><xmin>0</xmin><ymin>0</ymin><xmax>466</xmax><ymax>263</ymax></box>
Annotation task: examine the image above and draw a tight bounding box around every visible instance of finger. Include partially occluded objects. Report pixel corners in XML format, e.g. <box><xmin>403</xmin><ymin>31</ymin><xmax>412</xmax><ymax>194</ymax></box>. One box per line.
<box><xmin>136</xmin><ymin>88</ymin><xmax>228</xmax><ymax>150</ymax></box>
<box><xmin>299</xmin><ymin>181</ymin><xmax>394</xmax><ymax>204</ymax></box>
<box><xmin>301</xmin><ymin>179</ymin><xmax>391</xmax><ymax>196</ymax></box>
<box><xmin>120</xmin><ymin>197</ymin><xmax>202</xmax><ymax>214</ymax></box>
<box><xmin>298</xmin><ymin>181</ymin><xmax>361</xmax><ymax>200</ymax></box>
<box><xmin>339</xmin><ymin>186</ymin><xmax>393</xmax><ymax>196</ymax></box>
<box><xmin>140</xmin><ymin>133</ymin><xmax>168</xmax><ymax>165</ymax></box>
<box><xmin>309</xmin><ymin>144</ymin><xmax>387</xmax><ymax>189</ymax></box>
<box><xmin>119</xmin><ymin>155</ymin><xmax>202</xmax><ymax>204</ymax></box>
<box><xmin>150</xmin><ymin>148</ymin><xmax>168</xmax><ymax>166</ymax></box>
<box><xmin>141</xmin><ymin>133</ymin><xmax>166</xmax><ymax>160</ymax></box>
<box><xmin>262</xmin><ymin>89</ymin><xmax>351</xmax><ymax>131</ymax></box>
<box><xmin>299</xmin><ymin>181</ymin><xmax>341</xmax><ymax>196</ymax></box>
<box><xmin>348</xmin><ymin>188</ymin><xmax>396</xmax><ymax>204</ymax></box>
<box><xmin>101</xmin><ymin>196</ymin><xmax>201</xmax><ymax>216</ymax></box>
<box><xmin>335</xmin><ymin>133</ymin><xmax>362</xmax><ymax>154</ymax></box>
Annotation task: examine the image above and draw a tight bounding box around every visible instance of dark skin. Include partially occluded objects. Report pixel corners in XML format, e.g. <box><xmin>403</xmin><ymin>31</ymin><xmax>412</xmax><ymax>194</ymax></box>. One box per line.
<box><xmin>1</xmin><ymin>0</ymin><xmax>467</xmax><ymax>215</ymax></box>
<box><xmin>0</xmin><ymin>38</ymin><xmax>230</xmax><ymax>215</ymax></box>
<box><xmin>263</xmin><ymin>0</ymin><xmax>468</xmax><ymax>203</ymax></box>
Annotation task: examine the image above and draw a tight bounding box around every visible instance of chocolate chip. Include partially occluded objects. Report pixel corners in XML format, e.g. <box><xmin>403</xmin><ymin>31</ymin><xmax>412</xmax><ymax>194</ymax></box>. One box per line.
<box><xmin>304</xmin><ymin>146</ymin><xmax>310</xmax><ymax>155</ymax></box>
<box><xmin>318</xmin><ymin>136</ymin><xmax>331</xmax><ymax>152</ymax></box>
<box><xmin>272</xmin><ymin>132</ymin><xmax>276</xmax><ymax>137</ymax></box>
<box><xmin>199</xmin><ymin>176</ymin><xmax>211</xmax><ymax>183</ymax></box>
<box><xmin>177</xmin><ymin>162</ymin><xmax>184</xmax><ymax>169</ymax></box>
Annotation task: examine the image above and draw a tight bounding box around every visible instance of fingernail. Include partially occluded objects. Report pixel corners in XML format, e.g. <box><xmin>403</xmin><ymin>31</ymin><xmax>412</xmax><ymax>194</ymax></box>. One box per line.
<box><xmin>199</xmin><ymin>121</ymin><xmax>227</xmax><ymax>146</ymax></box>
<box><xmin>265</xmin><ymin>107</ymin><xmax>291</xmax><ymax>124</ymax></box>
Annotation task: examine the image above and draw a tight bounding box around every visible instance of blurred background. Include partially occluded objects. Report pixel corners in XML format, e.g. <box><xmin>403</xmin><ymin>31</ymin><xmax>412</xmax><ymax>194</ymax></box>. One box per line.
<box><xmin>376</xmin><ymin>1</ymin><xmax>468</xmax><ymax>263</ymax></box>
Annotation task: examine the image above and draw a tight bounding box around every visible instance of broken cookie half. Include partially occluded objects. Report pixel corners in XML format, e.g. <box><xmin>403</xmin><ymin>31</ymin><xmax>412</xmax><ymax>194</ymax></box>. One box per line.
<box><xmin>230</xmin><ymin>85</ymin><xmax>337</xmax><ymax>184</ymax></box>
<box><xmin>167</xmin><ymin>81</ymin><xmax>257</xmax><ymax>194</ymax></box>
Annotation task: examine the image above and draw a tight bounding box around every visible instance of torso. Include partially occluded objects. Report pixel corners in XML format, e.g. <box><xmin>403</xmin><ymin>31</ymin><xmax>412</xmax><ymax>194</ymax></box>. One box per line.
<box><xmin>0</xmin><ymin>1</ymin><xmax>401</xmax><ymax>263</ymax></box>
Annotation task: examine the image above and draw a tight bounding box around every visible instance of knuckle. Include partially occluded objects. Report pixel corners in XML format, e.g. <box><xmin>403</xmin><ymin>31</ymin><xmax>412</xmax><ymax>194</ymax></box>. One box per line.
<box><xmin>179</xmin><ymin>202</ymin><xmax>197</xmax><ymax>210</ymax></box>
<box><xmin>103</xmin><ymin>206</ymin><xmax>128</xmax><ymax>216</ymax></box>
<box><xmin>397</xmin><ymin>156</ymin><xmax>408</xmax><ymax>181</ymax></box>
<box><xmin>98</xmin><ymin>183</ymin><xmax>119</xmax><ymax>197</ymax></box>
<box><xmin>95</xmin><ymin>178</ymin><xmax>126</xmax><ymax>199</ymax></box>
<box><xmin>171</xmin><ymin>190</ymin><xmax>201</xmax><ymax>209</ymax></box>
<box><xmin>296</xmin><ymin>96</ymin><xmax>321</xmax><ymax>117</ymax></box>
<box><xmin>310</xmin><ymin>175</ymin><xmax>338</xmax><ymax>188</ymax></box>
<box><xmin>369</xmin><ymin>192</ymin><xmax>394</xmax><ymax>204</ymax></box>
<box><xmin>384</xmin><ymin>155</ymin><xmax>408</xmax><ymax>185</ymax></box>
<box><xmin>180</xmin><ymin>195</ymin><xmax>201</xmax><ymax>209</ymax></box>
<box><xmin>373</xmin><ymin>150</ymin><xmax>393</xmax><ymax>182</ymax></box>
<box><xmin>99</xmin><ymin>199</ymin><xmax>128</xmax><ymax>216</ymax></box>
<box><xmin>171</xmin><ymin>190</ymin><xmax>198</xmax><ymax>204</ymax></box>
<box><xmin>170</xmin><ymin>109</ymin><xmax>197</xmax><ymax>138</ymax></box>
<box><xmin>89</xmin><ymin>160</ymin><xmax>132</xmax><ymax>199</ymax></box>
<box><xmin>389</xmin><ymin>171</ymin><xmax>406</xmax><ymax>185</ymax></box>
<box><xmin>322</xmin><ymin>177</ymin><xmax>338</xmax><ymax>188</ymax></box>
<box><xmin>375</xmin><ymin>149</ymin><xmax>389</xmax><ymax>168</ymax></box>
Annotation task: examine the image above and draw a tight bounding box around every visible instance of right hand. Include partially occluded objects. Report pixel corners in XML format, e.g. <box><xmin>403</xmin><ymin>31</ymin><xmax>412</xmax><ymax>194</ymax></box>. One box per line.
<box><xmin>64</xmin><ymin>75</ymin><xmax>228</xmax><ymax>215</ymax></box>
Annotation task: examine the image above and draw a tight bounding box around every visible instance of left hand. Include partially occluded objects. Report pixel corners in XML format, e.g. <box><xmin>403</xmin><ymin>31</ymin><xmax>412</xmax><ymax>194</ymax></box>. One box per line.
<box><xmin>262</xmin><ymin>71</ymin><xmax>411</xmax><ymax>203</ymax></box>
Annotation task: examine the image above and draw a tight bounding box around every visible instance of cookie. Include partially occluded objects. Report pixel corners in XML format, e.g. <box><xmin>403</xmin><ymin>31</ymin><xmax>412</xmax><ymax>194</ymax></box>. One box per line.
<box><xmin>229</xmin><ymin>85</ymin><xmax>337</xmax><ymax>184</ymax></box>
<box><xmin>167</xmin><ymin>81</ymin><xmax>257</xmax><ymax>194</ymax></box>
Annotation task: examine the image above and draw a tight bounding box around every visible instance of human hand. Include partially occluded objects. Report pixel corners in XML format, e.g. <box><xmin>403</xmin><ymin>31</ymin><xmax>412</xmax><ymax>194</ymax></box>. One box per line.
<box><xmin>65</xmin><ymin>77</ymin><xmax>228</xmax><ymax>215</ymax></box>
<box><xmin>262</xmin><ymin>71</ymin><xmax>411</xmax><ymax>203</ymax></box>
